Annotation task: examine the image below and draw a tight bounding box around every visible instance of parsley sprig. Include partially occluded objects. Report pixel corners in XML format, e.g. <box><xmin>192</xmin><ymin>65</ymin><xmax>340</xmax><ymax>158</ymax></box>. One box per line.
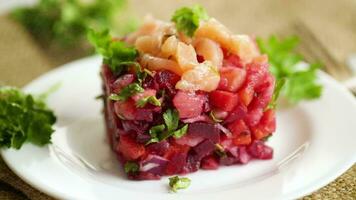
<box><xmin>88</xmin><ymin>29</ymin><xmax>139</xmax><ymax>75</ymax></box>
<box><xmin>171</xmin><ymin>5</ymin><xmax>209</xmax><ymax>37</ymax></box>
<box><xmin>146</xmin><ymin>109</ymin><xmax>188</xmax><ymax>145</ymax></box>
<box><xmin>0</xmin><ymin>87</ymin><xmax>56</xmax><ymax>149</ymax></box>
<box><xmin>169</xmin><ymin>176</ymin><xmax>191</xmax><ymax>192</ymax></box>
<box><xmin>256</xmin><ymin>36</ymin><xmax>323</xmax><ymax>105</ymax></box>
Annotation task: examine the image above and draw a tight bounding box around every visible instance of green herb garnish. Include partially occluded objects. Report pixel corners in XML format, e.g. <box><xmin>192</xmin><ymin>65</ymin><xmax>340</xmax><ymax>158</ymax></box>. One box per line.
<box><xmin>109</xmin><ymin>83</ymin><xmax>144</xmax><ymax>101</ymax></box>
<box><xmin>136</xmin><ymin>96</ymin><xmax>161</xmax><ymax>108</ymax></box>
<box><xmin>124</xmin><ymin>161</ymin><xmax>139</xmax><ymax>174</ymax></box>
<box><xmin>256</xmin><ymin>36</ymin><xmax>323</xmax><ymax>104</ymax></box>
<box><xmin>171</xmin><ymin>5</ymin><xmax>209</xmax><ymax>37</ymax></box>
<box><xmin>12</xmin><ymin>0</ymin><xmax>129</xmax><ymax>47</ymax></box>
<box><xmin>169</xmin><ymin>176</ymin><xmax>191</xmax><ymax>192</ymax></box>
<box><xmin>0</xmin><ymin>87</ymin><xmax>56</xmax><ymax>149</ymax></box>
<box><xmin>146</xmin><ymin>109</ymin><xmax>188</xmax><ymax>145</ymax></box>
<box><xmin>88</xmin><ymin>29</ymin><xmax>139</xmax><ymax>75</ymax></box>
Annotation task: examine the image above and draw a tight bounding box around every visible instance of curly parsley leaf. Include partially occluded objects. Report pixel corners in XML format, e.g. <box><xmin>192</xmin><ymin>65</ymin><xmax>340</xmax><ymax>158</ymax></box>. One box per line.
<box><xmin>109</xmin><ymin>83</ymin><xmax>144</xmax><ymax>101</ymax></box>
<box><xmin>0</xmin><ymin>87</ymin><xmax>56</xmax><ymax>149</ymax></box>
<box><xmin>171</xmin><ymin>124</ymin><xmax>188</xmax><ymax>139</ymax></box>
<box><xmin>124</xmin><ymin>161</ymin><xmax>139</xmax><ymax>174</ymax></box>
<box><xmin>169</xmin><ymin>176</ymin><xmax>191</xmax><ymax>192</ymax></box>
<box><xmin>88</xmin><ymin>29</ymin><xmax>138</xmax><ymax>75</ymax></box>
<box><xmin>146</xmin><ymin>109</ymin><xmax>188</xmax><ymax>145</ymax></box>
<box><xmin>163</xmin><ymin>109</ymin><xmax>179</xmax><ymax>132</ymax></box>
<box><xmin>256</xmin><ymin>36</ymin><xmax>323</xmax><ymax>104</ymax></box>
<box><xmin>136</xmin><ymin>96</ymin><xmax>161</xmax><ymax>108</ymax></box>
<box><xmin>171</xmin><ymin>5</ymin><xmax>209</xmax><ymax>37</ymax></box>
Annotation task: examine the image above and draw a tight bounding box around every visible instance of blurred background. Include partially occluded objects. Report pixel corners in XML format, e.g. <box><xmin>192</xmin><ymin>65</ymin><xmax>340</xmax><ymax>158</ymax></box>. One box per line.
<box><xmin>0</xmin><ymin>0</ymin><xmax>355</xmax><ymax>199</ymax></box>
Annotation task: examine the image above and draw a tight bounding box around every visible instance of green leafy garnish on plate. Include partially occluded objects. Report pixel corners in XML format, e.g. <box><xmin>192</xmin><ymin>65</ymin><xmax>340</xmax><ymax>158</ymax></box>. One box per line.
<box><xmin>256</xmin><ymin>36</ymin><xmax>323</xmax><ymax>105</ymax></box>
<box><xmin>171</xmin><ymin>5</ymin><xmax>209</xmax><ymax>37</ymax></box>
<box><xmin>0</xmin><ymin>87</ymin><xmax>56</xmax><ymax>149</ymax></box>
<box><xmin>169</xmin><ymin>176</ymin><xmax>191</xmax><ymax>192</ymax></box>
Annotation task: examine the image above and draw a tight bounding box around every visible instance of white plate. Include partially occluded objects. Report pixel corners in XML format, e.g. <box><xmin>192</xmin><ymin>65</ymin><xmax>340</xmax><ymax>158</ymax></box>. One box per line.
<box><xmin>2</xmin><ymin>56</ymin><xmax>356</xmax><ymax>200</ymax></box>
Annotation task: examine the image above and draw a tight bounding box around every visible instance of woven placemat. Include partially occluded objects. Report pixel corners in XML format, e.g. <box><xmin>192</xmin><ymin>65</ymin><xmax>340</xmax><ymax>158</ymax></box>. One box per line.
<box><xmin>1</xmin><ymin>0</ymin><xmax>356</xmax><ymax>198</ymax></box>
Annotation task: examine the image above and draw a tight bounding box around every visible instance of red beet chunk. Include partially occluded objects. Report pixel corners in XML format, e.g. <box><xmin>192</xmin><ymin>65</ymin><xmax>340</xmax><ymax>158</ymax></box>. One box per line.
<box><xmin>209</xmin><ymin>90</ymin><xmax>239</xmax><ymax>112</ymax></box>
<box><xmin>173</xmin><ymin>91</ymin><xmax>205</xmax><ymax>118</ymax></box>
<box><xmin>147</xmin><ymin>141</ymin><xmax>170</xmax><ymax>156</ymax></box>
<box><xmin>122</xmin><ymin>120</ymin><xmax>149</xmax><ymax>134</ymax></box>
<box><xmin>188</xmin><ymin>122</ymin><xmax>220</xmax><ymax>144</ymax></box>
<box><xmin>225</xmin><ymin>103</ymin><xmax>247</xmax><ymax>123</ymax></box>
<box><xmin>252</xmin><ymin>109</ymin><xmax>276</xmax><ymax>140</ymax></box>
<box><xmin>193</xmin><ymin>140</ymin><xmax>216</xmax><ymax>160</ymax></box>
<box><xmin>247</xmin><ymin>140</ymin><xmax>273</xmax><ymax>160</ymax></box>
<box><xmin>154</xmin><ymin>70</ymin><xmax>180</xmax><ymax>94</ymax></box>
<box><xmin>201</xmin><ymin>156</ymin><xmax>219</xmax><ymax>170</ymax></box>
<box><xmin>218</xmin><ymin>67</ymin><xmax>246</xmax><ymax>92</ymax></box>
<box><xmin>228</xmin><ymin>120</ymin><xmax>252</xmax><ymax>146</ymax></box>
<box><xmin>220</xmin><ymin>156</ymin><xmax>238</xmax><ymax>166</ymax></box>
<box><xmin>249</xmin><ymin>74</ymin><xmax>275</xmax><ymax>110</ymax></box>
<box><xmin>164</xmin><ymin>145</ymin><xmax>189</xmax><ymax>175</ymax></box>
<box><xmin>117</xmin><ymin>135</ymin><xmax>145</xmax><ymax>160</ymax></box>
<box><xmin>238</xmin><ymin>147</ymin><xmax>251</xmax><ymax>164</ymax></box>
<box><xmin>114</xmin><ymin>99</ymin><xmax>136</xmax><ymax>120</ymax></box>
<box><xmin>183</xmin><ymin>152</ymin><xmax>201</xmax><ymax>173</ymax></box>
<box><xmin>245</xmin><ymin>108</ymin><xmax>264</xmax><ymax>127</ymax></box>
<box><xmin>111</xmin><ymin>74</ymin><xmax>135</xmax><ymax>93</ymax></box>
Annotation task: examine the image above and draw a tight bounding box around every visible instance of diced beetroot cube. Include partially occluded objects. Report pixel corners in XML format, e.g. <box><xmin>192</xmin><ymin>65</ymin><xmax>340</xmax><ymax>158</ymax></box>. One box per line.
<box><xmin>225</xmin><ymin>103</ymin><xmax>247</xmax><ymax>123</ymax></box>
<box><xmin>252</xmin><ymin>109</ymin><xmax>276</xmax><ymax>140</ymax></box>
<box><xmin>238</xmin><ymin>147</ymin><xmax>251</xmax><ymax>164</ymax></box>
<box><xmin>220</xmin><ymin>156</ymin><xmax>238</xmax><ymax>166</ymax></box>
<box><xmin>154</xmin><ymin>70</ymin><xmax>180</xmax><ymax>94</ymax></box>
<box><xmin>175</xmin><ymin>122</ymin><xmax>220</xmax><ymax>147</ymax></box>
<box><xmin>228</xmin><ymin>120</ymin><xmax>252</xmax><ymax>146</ymax></box>
<box><xmin>218</xmin><ymin>67</ymin><xmax>246</xmax><ymax>92</ymax></box>
<box><xmin>114</xmin><ymin>99</ymin><xmax>136</xmax><ymax>120</ymax></box>
<box><xmin>249</xmin><ymin>74</ymin><xmax>275</xmax><ymax>110</ymax></box>
<box><xmin>193</xmin><ymin>140</ymin><xmax>216</xmax><ymax>160</ymax></box>
<box><xmin>233</xmin><ymin>132</ymin><xmax>252</xmax><ymax>146</ymax></box>
<box><xmin>247</xmin><ymin>140</ymin><xmax>273</xmax><ymax>160</ymax></box>
<box><xmin>245</xmin><ymin>108</ymin><xmax>264</xmax><ymax>127</ymax></box>
<box><xmin>111</xmin><ymin>74</ymin><xmax>135</xmax><ymax>93</ymax></box>
<box><xmin>201</xmin><ymin>156</ymin><xmax>219</xmax><ymax>170</ymax></box>
<box><xmin>147</xmin><ymin>141</ymin><xmax>170</xmax><ymax>156</ymax></box>
<box><xmin>183</xmin><ymin>152</ymin><xmax>201</xmax><ymax>173</ymax></box>
<box><xmin>238</xmin><ymin>85</ymin><xmax>254</xmax><ymax>106</ymax></box>
<box><xmin>131</xmin><ymin>89</ymin><xmax>157</xmax><ymax>102</ymax></box>
<box><xmin>135</xmin><ymin>108</ymin><xmax>154</xmax><ymax>122</ymax></box>
<box><xmin>209</xmin><ymin>90</ymin><xmax>239</xmax><ymax>112</ymax></box>
<box><xmin>173</xmin><ymin>91</ymin><xmax>205</xmax><ymax>118</ymax></box>
<box><xmin>117</xmin><ymin>135</ymin><xmax>145</xmax><ymax>160</ymax></box>
<box><xmin>122</xmin><ymin>120</ymin><xmax>149</xmax><ymax>134</ymax></box>
<box><xmin>164</xmin><ymin>145</ymin><xmax>190</xmax><ymax>175</ymax></box>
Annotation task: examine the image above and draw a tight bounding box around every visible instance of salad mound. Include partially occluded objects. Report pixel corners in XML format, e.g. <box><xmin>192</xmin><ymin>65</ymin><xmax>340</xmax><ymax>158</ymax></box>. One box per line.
<box><xmin>97</xmin><ymin>6</ymin><xmax>276</xmax><ymax>180</ymax></box>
